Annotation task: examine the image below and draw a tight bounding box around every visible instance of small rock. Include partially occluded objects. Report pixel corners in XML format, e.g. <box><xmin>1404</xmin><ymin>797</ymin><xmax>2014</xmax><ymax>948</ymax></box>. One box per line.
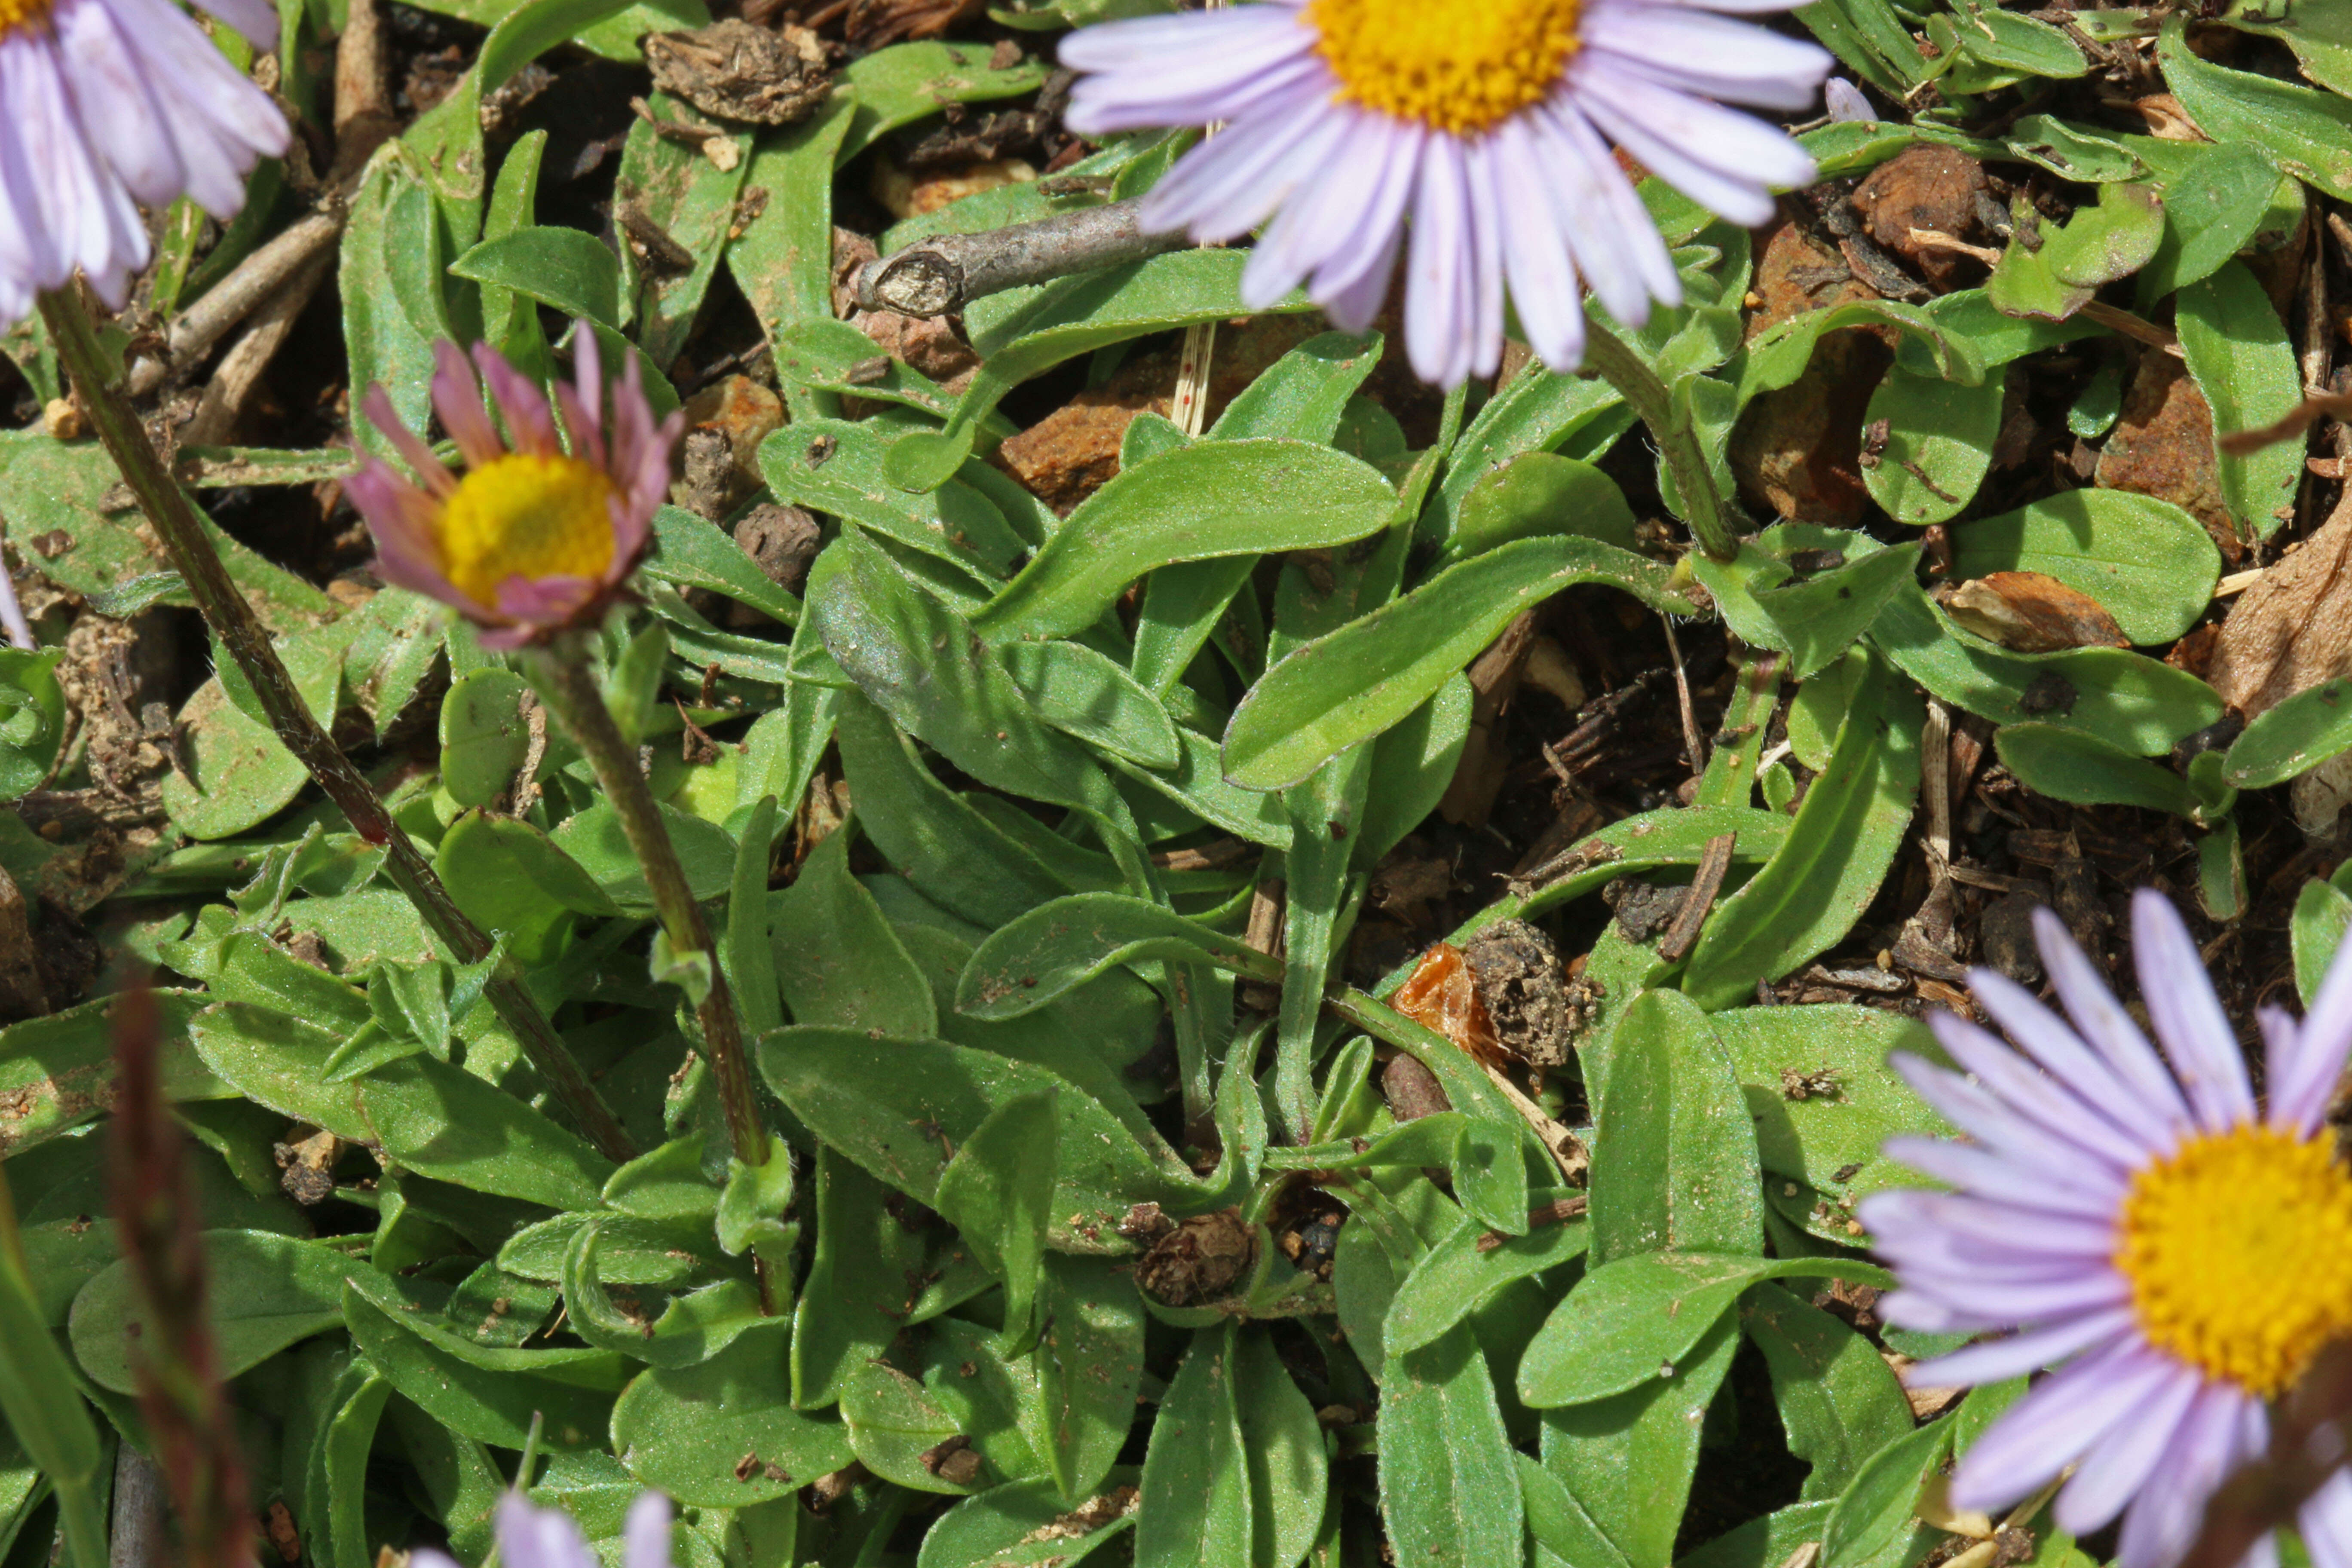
<box><xmin>1978</xmin><ymin>892</ymin><xmax>2047</xmax><ymax>986</ymax></box>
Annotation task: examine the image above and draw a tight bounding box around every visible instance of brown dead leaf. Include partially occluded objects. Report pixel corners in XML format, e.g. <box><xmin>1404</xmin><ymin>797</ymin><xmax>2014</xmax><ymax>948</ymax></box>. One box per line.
<box><xmin>2095</xmin><ymin>350</ymin><xmax>2242</xmax><ymax>564</ymax></box>
<box><xmin>1939</xmin><ymin>572</ymin><xmax>2129</xmax><ymax>652</ymax></box>
<box><xmin>1389</xmin><ymin>943</ymin><xmax>1504</xmax><ymax>1067</ymax></box>
<box><xmin>1848</xmin><ymin>145</ymin><xmax>1991</xmax><ymax>291</ymax></box>
<box><xmin>2208</xmin><ymin>490</ymin><xmax>2352</xmax><ymax>717</ymax></box>
<box><xmin>643</xmin><ymin>21</ymin><xmax>830</xmax><ymax>126</ymax></box>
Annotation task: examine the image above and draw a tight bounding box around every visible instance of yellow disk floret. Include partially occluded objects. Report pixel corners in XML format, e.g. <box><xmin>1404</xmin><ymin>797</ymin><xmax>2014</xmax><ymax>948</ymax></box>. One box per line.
<box><xmin>436</xmin><ymin>453</ymin><xmax>618</xmax><ymax>609</ymax></box>
<box><xmin>0</xmin><ymin>0</ymin><xmax>55</xmax><ymax>34</ymax></box>
<box><xmin>2116</xmin><ymin>1125</ymin><xmax>2352</xmax><ymax>1397</ymax></box>
<box><xmin>1307</xmin><ymin>0</ymin><xmax>1581</xmax><ymax>136</ymax></box>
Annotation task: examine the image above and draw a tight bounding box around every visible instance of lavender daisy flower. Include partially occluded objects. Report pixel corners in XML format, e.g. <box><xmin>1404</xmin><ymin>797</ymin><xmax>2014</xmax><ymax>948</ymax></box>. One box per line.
<box><xmin>1059</xmin><ymin>0</ymin><xmax>1831</xmax><ymax>387</ymax></box>
<box><xmin>0</xmin><ymin>0</ymin><xmax>287</xmax><ymax>325</ymax></box>
<box><xmin>412</xmin><ymin>1491</ymin><xmax>674</xmax><ymax>1568</ymax></box>
<box><xmin>1858</xmin><ymin>890</ymin><xmax>2352</xmax><ymax>1568</ymax></box>
<box><xmin>347</xmin><ymin>330</ymin><xmax>682</xmax><ymax>649</ymax></box>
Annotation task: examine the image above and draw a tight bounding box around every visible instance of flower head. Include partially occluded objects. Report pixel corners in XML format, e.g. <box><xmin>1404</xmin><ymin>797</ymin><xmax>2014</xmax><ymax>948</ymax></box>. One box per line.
<box><xmin>0</xmin><ymin>0</ymin><xmax>286</xmax><ymax>324</ymax></box>
<box><xmin>1060</xmin><ymin>0</ymin><xmax>1830</xmax><ymax>386</ymax></box>
<box><xmin>348</xmin><ymin>331</ymin><xmax>682</xmax><ymax>649</ymax></box>
<box><xmin>413</xmin><ymin>1491</ymin><xmax>674</xmax><ymax>1568</ymax></box>
<box><xmin>1859</xmin><ymin>890</ymin><xmax>2352</xmax><ymax>1568</ymax></box>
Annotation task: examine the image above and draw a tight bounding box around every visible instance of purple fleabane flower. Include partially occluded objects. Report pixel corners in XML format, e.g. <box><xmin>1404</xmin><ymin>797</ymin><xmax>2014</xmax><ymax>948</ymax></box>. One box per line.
<box><xmin>1858</xmin><ymin>890</ymin><xmax>2352</xmax><ymax>1568</ymax></box>
<box><xmin>412</xmin><ymin>1491</ymin><xmax>674</xmax><ymax>1568</ymax></box>
<box><xmin>1059</xmin><ymin>0</ymin><xmax>1831</xmax><ymax>387</ymax></box>
<box><xmin>0</xmin><ymin>0</ymin><xmax>287</xmax><ymax>324</ymax></box>
<box><xmin>347</xmin><ymin>330</ymin><xmax>682</xmax><ymax>649</ymax></box>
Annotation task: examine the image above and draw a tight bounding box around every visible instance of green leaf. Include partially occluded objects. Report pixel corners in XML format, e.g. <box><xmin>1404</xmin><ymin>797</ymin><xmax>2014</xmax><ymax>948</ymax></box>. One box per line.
<box><xmin>1520</xmin><ymin>1251</ymin><xmax>1890</xmax><ymax>1408</ymax></box>
<box><xmin>70</xmin><ymin>1231</ymin><xmax>382</xmax><ymax>1393</ymax></box>
<box><xmin>1817</xmin><ymin>1418</ymin><xmax>1951</xmax><ymax>1568</ymax></box>
<box><xmin>2159</xmin><ymin>19</ymin><xmax>2352</xmax><ymax>202</ymax></box>
<box><xmin>613</xmin><ymin>1320</ymin><xmax>855</xmax><ymax>1503</ymax></box>
<box><xmin>1712</xmin><ymin>1006</ymin><xmax>1951</xmax><ymax>1212</ymax></box>
<box><xmin>887</xmin><ymin>250</ymin><xmax>1309</xmax><ymax>492</ymax></box>
<box><xmin>0</xmin><ymin>650</ymin><xmax>64</xmax><ymax>803</ymax></box>
<box><xmin>2293</xmin><ymin>878</ymin><xmax>2352</xmax><ymax>1007</ymax></box>
<box><xmin>841</xmin><ymin>1356</ymin><xmax>974</xmax><ymax>1494</ymax></box>
<box><xmin>0</xmin><ymin>1176</ymin><xmax>111</xmax><ymax>1568</ymax></box>
<box><xmin>448</xmin><ymin>225</ymin><xmax>622</xmax><ymax>329</ymax></box>
<box><xmin>2225</xmin><ymin>678</ymin><xmax>2352</xmax><ymax>787</ymax></box>
<box><xmin>1379</xmin><ymin>1326</ymin><xmax>1523</xmax><ymax>1568</ymax></box>
<box><xmin>1224</xmin><ymin>536</ymin><xmax>1689</xmax><ymax>790</ymax></box>
<box><xmin>359</xmin><ymin>1050</ymin><xmax>617</xmax><ymax>1210</ymax></box>
<box><xmin>1741</xmin><ymin>544</ymin><xmax>1924</xmax><ymax>680</ymax></box>
<box><xmin>838</xmin><ymin>40</ymin><xmax>1051</xmax><ymax>163</ymax></box>
<box><xmin>1001</xmin><ymin>639</ymin><xmax>1182</xmax><ymax>769</ymax></box>
<box><xmin>2178</xmin><ymin>260</ymin><xmax>2304</xmax><ymax>541</ymax></box>
<box><xmin>161</xmin><ymin>633</ymin><xmax>344</xmax><ymax>840</ymax></box>
<box><xmin>435</xmin><ymin>810</ymin><xmax>611</xmax><ymax>964</ymax></box>
<box><xmin>1682</xmin><ymin>648</ymin><xmax>1921</xmax><ymax>1008</ymax></box>
<box><xmin>1537</xmin><ymin>1313</ymin><xmax>1739</xmax><ymax>1568</ymax></box>
<box><xmin>553</xmin><ymin>797</ymin><xmax>738</xmax><ymax>912</ymax></box>
<box><xmin>1994</xmin><ymin>723</ymin><xmax>2209</xmax><ymax>819</ymax></box>
<box><xmin>1861</xmin><ymin>364</ymin><xmax>2004</xmax><ymax>526</ymax></box>
<box><xmin>917</xmin><ymin>1471</ymin><xmax>1141</xmax><ymax>1568</ymax></box>
<box><xmin>646</xmin><ymin>506</ymin><xmax>802</xmax><ymax>625</ymax></box>
<box><xmin>1986</xmin><ymin>182</ymin><xmax>2165</xmax><ymax>321</ymax></box>
<box><xmin>438</xmin><ymin>668</ymin><xmax>531</xmax><ymax>810</ymax></box>
<box><xmin>345</xmin><ymin>1271</ymin><xmax>625</xmax><ymax>1449</ymax></box>
<box><xmin>2141</xmin><ymin>141</ymin><xmax>2286</xmax><ymax>298</ymax></box>
<box><xmin>613</xmin><ymin>92</ymin><xmax>752</xmax><ymax>366</ymax></box>
<box><xmin>1589</xmin><ymin>991</ymin><xmax>1764</xmax><ymax>1263</ymax></box>
<box><xmin>1234</xmin><ymin>1326</ymin><xmax>1328</xmax><ymax>1567</ymax></box>
<box><xmin>715</xmin><ymin>1135</ymin><xmax>798</xmax><ymax>1269</ymax></box>
<box><xmin>1948</xmin><ymin>490</ymin><xmax>2220</xmax><ymax>644</ymax></box>
<box><xmin>792</xmin><ymin>1147</ymin><xmax>932</xmax><ymax>1408</ymax></box>
<box><xmin>1035</xmin><ymin>1257</ymin><xmax>1146</xmax><ymax>1504</ymax></box>
<box><xmin>1868</xmin><ymin>578</ymin><xmax>2221</xmax><ymax>755</ymax></box>
<box><xmin>1745</xmin><ymin>1284</ymin><xmax>1917</xmax><ymax>1500</ymax></box>
<box><xmin>957</xmin><ymin>893</ymin><xmax>1283</xmax><ymax>1020</ymax></box>
<box><xmin>760</xmin><ymin>419</ymin><xmax>1025</xmax><ymax>582</ymax></box>
<box><xmin>756</xmin><ymin>1027</ymin><xmax>1186</xmax><ymax>1243</ymax></box>
<box><xmin>771</xmin><ymin>826</ymin><xmax>937</xmax><ymax>1035</ymax></box>
<box><xmin>933</xmin><ymin>1091</ymin><xmax>1057</xmax><ymax>1348</ymax></box>
<box><xmin>1386</xmin><ymin>1193</ymin><xmax>1589</xmax><ymax>1359</ymax></box>
<box><xmin>1134</xmin><ymin>1326</ymin><xmax>1253</xmax><ymax>1568</ymax></box>
<box><xmin>1449</xmin><ymin>453</ymin><xmax>1638</xmax><ymax>559</ymax></box>
<box><xmin>187</xmin><ymin>1002</ymin><xmax>371</xmax><ymax>1142</ymax></box>
<box><xmin>1734</xmin><ymin>298</ymin><xmax>1983</xmax><ymax>407</ymax></box>
<box><xmin>834</xmin><ymin>691</ymin><xmax>1078</xmax><ymax>928</ymax></box>
<box><xmin>974</xmin><ymin>441</ymin><xmax>1396</xmax><ymax>642</ymax></box>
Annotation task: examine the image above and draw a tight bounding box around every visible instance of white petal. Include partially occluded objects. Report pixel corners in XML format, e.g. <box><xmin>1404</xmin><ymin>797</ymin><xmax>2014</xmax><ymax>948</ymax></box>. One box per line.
<box><xmin>2132</xmin><ymin>888</ymin><xmax>2256</xmax><ymax>1132</ymax></box>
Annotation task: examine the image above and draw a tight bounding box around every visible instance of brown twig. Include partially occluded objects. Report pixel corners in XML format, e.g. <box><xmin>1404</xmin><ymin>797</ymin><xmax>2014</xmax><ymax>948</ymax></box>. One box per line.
<box><xmin>181</xmin><ymin>248</ymin><xmax>335</xmax><ymax>446</ymax></box>
<box><xmin>853</xmin><ymin>199</ymin><xmax>1186</xmax><ymax>317</ymax></box>
<box><xmin>1657</xmin><ymin>831</ymin><xmax>1737</xmax><ymax>963</ymax></box>
<box><xmin>125</xmin><ymin>208</ymin><xmax>346</xmax><ymax>396</ymax></box>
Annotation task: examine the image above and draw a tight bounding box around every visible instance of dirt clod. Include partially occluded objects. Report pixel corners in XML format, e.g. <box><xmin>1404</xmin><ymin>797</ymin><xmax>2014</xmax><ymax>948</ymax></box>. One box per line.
<box><xmin>1134</xmin><ymin>1208</ymin><xmax>1254</xmax><ymax>1307</ymax></box>
<box><xmin>1462</xmin><ymin>919</ymin><xmax>1575</xmax><ymax>1067</ymax></box>
<box><xmin>644</xmin><ymin>21</ymin><xmax>831</xmax><ymax>126</ymax></box>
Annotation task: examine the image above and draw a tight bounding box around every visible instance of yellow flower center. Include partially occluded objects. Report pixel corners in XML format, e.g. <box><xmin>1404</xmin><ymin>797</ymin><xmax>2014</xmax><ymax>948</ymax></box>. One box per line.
<box><xmin>0</xmin><ymin>0</ymin><xmax>54</xmax><ymax>34</ymax></box>
<box><xmin>437</xmin><ymin>453</ymin><xmax>617</xmax><ymax>608</ymax></box>
<box><xmin>2116</xmin><ymin>1126</ymin><xmax>2352</xmax><ymax>1397</ymax></box>
<box><xmin>1307</xmin><ymin>0</ymin><xmax>1581</xmax><ymax>136</ymax></box>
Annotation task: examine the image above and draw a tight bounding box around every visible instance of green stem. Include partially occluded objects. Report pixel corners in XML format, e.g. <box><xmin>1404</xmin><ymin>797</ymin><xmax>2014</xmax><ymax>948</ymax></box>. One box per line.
<box><xmin>524</xmin><ymin>639</ymin><xmax>777</xmax><ymax>1310</ymax></box>
<box><xmin>1579</xmin><ymin>315</ymin><xmax>1740</xmax><ymax>563</ymax></box>
<box><xmin>39</xmin><ymin>287</ymin><xmax>637</xmax><ymax>1167</ymax></box>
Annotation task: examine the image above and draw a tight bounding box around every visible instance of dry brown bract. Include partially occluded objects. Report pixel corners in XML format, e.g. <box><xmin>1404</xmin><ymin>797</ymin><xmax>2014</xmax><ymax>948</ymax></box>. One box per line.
<box><xmin>644</xmin><ymin>21</ymin><xmax>831</xmax><ymax>126</ymax></box>
<box><xmin>1939</xmin><ymin>571</ymin><xmax>2129</xmax><ymax>653</ymax></box>
<box><xmin>2208</xmin><ymin>489</ymin><xmax>2352</xmax><ymax>718</ymax></box>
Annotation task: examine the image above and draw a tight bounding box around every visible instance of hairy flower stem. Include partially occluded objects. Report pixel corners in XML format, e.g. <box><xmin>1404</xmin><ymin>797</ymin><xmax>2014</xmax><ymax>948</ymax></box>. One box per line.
<box><xmin>524</xmin><ymin>638</ymin><xmax>776</xmax><ymax>1313</ymax></box>
<box><xmin>1578</xmin><ymin>316</ymin><xmax>1740</xmax><ymax>563</ymax></box>
<box><xmin>38</xmin><ymin>286</ymin><xmax>636</xmax><ymax>1165</ymax></box>
<box><xmin>108</xmin><ymin>981</ymin><xmax>250</xmax><ymax>1568</ymax></box>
